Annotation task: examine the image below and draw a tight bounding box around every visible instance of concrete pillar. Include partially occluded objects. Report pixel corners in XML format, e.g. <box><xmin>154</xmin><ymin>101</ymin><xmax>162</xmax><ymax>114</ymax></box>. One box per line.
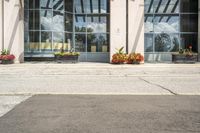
<box><xmin>110</xmin><ymin>0</ymin><xmax>127</xmax><ymax>61</ymax></box>
<box><xmin>3</xmin><ymin>0</ymin><xmax>24</xmax><ymax>63</ymax></box>
<box><xmin>128</xmin><ymin>0</ymin><xmax>144</xmax><ymax>56</ymax></box>
<box><xmin>0</xmin><ymin>0</ymin><xmax>2</xmax><ymax>52</ymax></box>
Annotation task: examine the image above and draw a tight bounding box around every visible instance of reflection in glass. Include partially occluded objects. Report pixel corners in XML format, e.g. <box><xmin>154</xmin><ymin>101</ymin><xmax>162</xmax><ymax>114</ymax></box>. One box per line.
<box><xmin>144</xmin><ymin>34</ymin><xmax>153</xmax><ymax>52</ymax></box>
<box><xmin>29</xmin><ymin>31</ymin><xmax>40</xmax><ymax>51</ymax></box>
<box><xmin>41</xmin><ymin>10</ymin><xmax>53</xmax><ymax>30</ymax></box>
<box><xmin>180</xmin><ymin>0</ymin><xmax>198</xmax><ymax>13</ymax></box>
<box><xmin>41</xmin><ymin>32</ymin><xmax>52</xmax><ymax>51</ymax></box>
<box><xmin>53</xmin><ymin>11</ymin><xmax>64</xmax><ymax>31</ymax></box>
<box><xmin>24</xmin><ymin>31</ymin><xmax>29</xmax><ymax>51</ymax></box>
<box><xmin>75</xmin><ymin>15</ymin><xmax>86</xmax><ymax>32</ymax></box>
<box><xmin>65</xmin><ymin>0</ymin><xmax>73</xmax><ymax>12</ymax></box>
<box><xmin>101</xmin><ymin>0</ymin><xmax>108</xmax><ymax>13</ymax></box>
<box><xmin>155</xmin><ymin>33</ymin><xmax>179</xmax><ymax>52</ymax></box>
<box><xmin>92</xmin><ymin>0</ymin><xmax>99</xmax><ymax>13</ymax></box>
<box><xmin>180</xmin><ymin>34</ymin><xmax>198</xmax><ymax>52</ymax></box>
<box><xmin>24</xmin><ymin>10</ymin><xmax>29</xmax><ymax>32</ymax></box>
<box><xmin>29</xmin><ymin>10</ymin><xmax>40</xmax><ymax>30</ymax></box>
<box><xmin>87</xmin><ymin>15</ymin><xmax>108</xmax><ymax>33</ymax></box>
<box><xmin>87</xmin><ymin>34</ymin><xmax>109</xmax><ymax>52</ymax></box>
<box><xmin>53</xmin><ymin>0</ymin><xmax>64</xmax><ymax>11</ymax></box>
<box><xmin>29</xmin><ymin>0</ymin><xmax>40</xmax><ymax>9</ymax></box>
<box><xmin>64</xmin><ymin>33</ymin><xmax>73</xmax><ymax>51</ymax></box>
<box><xmin>53</xmin><ymin>32</ymin><xmax>64</xmax><ymax>51</ymax></box>
<box><xmin>144</xmin><ymin>15</ymin><xmax>153</xmax><ymax>33</ymax></box>
<box><xmin>40</xmin><ymin>0</ymin><xmax>53</xmax><ymax>9</ymax></box>
<box><xmin>65</xmin><ymin>13</ymin><xmax>73</xmax><ymax>32</ymax></box>
<box><xmin>75</xmin><ymin>34</ymin><xmax>86</xmax><ymax>52</ymax></box>
<box><xmin>154</xmin><ymin>15</ymin><xmax>179</xmax><ymax>33</ymax></box>
<box><xmin>180</xmin><ymin>14</ymin><xmax>198</xmax><ymax>32</ymax></box>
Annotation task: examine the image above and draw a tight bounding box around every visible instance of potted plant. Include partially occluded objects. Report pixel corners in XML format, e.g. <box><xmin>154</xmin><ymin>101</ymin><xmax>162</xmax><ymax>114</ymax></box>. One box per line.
<box><xmin>172</xmin><ymin>45</ymin><xmax>198</xmax><ymax>63</ymax></box>
<box><xmin>126</xmin><ymin>53</ymin><xmax>144</xmax><ymax>64</ymax></box>
<box><xmin>0</xmin><ymin>50</ymin><xmax>15</xmax><ymax>64</ymax></box>
<box><xmin>111</xmin><ymin>47</ymin><xmax>127</xmax><ymax>64</ymax></box>
<box><xmin>54</xmin><ymin>48</ymin><xmax>80</xmax><ymax>63</ymax></box>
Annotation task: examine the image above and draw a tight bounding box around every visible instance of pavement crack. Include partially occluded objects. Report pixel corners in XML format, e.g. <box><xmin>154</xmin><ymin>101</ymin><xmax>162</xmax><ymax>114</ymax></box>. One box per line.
<box><xmin>139</xmin><ymin>77</ymin><xmax>178</xmax><ymax>95</ymax></box>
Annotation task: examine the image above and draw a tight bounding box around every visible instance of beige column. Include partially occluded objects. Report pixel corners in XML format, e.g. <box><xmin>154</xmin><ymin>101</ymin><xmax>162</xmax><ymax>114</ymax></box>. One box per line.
<box><xmin>128</xmin><ymin>0</ymin><xmax>144</xmax><ymax>56</ymax></box>
<box><xmin>4</xmin><ymin>0</ymin><xmax>24</xmax><ymax>63</ymax></box>
<box><xmin>0</xmin><ymin>0</ymin><xmax>2</xmax><ymax>52</ymax></box>
<box><xmin>110</xmin><ymin>0</ymin><xmax>127</xmax><ymax>61</ymax></box>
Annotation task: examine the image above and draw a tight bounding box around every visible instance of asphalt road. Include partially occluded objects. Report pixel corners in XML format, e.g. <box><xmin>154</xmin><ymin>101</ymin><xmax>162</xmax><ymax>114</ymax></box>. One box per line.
<box><xmin>0</xmin><ymin>95</ymin><xmax>200</xmax><ymax>133</ymax></box>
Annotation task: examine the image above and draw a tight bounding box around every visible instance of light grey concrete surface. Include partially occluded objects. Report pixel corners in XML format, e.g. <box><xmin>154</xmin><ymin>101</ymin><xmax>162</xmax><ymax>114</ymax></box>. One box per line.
<box><xmin>0</xmin><ymin>63</ymin><xmax>200</xmax><ymax>95</ymax></box>
<box><xmin>0</xmin><ymin>95</ymin><xmax>31</xmax><ymax>117</ymax></box>
<box><xmin>0</xmin><ymin>95</ymin><xmax>200</xmax><ymax>133</ymax></box>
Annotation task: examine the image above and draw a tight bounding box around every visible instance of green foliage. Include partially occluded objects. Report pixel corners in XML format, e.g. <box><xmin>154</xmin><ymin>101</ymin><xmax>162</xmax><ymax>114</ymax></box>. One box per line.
<box><xmin>1</xmin><ymin>49</ymin><xmax>10</xmax><ymax>55</ymax></box>
<box><xmin>115</xmin><ymin>47</ymin><xmax>125</xmax><ymax>54</ymax></box>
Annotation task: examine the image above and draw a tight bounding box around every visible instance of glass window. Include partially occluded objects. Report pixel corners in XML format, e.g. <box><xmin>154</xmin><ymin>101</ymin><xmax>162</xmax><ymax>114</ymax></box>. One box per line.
<box><xmin>53</xmin><ymin>32</ymin><xmax>64</xmax><ymax>51</ymax></box>
<box><xmin>154</xmin><ymin>33</ymin><xmax>179</xmax><ymax>52</ymax></box>
<box><xmin>29</xmin><ymin>10</ymin><xmax>40</xmax><ymax>30</ymax></box>
<box><xmin>41</xmin><ymin>32</ymin><xmax>52</xmax><ymax>51</ymax></box>
<box><xmin>75</xmin><ymin>15</ymin><xmax>87</xmax><ymax>32</ymax></box>
<box><xmin>65</xmin><ymin>0</ymin><xmax>73</xmax><ymax>12</ymax></box>
<box><xmin>65</xmin><ymin>13</ymin><xmax>73</xmax><ymax>32</ymax></box>
<box><xmin>53</xmin><ymin>11</ymin><xmax>64</xmax><ymax>31</ymax></box>
<box><xmin>64</xmin><ymin>33</ymin><xmax>73</xmax><ymax>51</ymax></box>
<box><xmin>180</xmin><ymin>14</ymin><xmax>198</xmax><ymax>32</ymax></box>
<box><xmin>180</xmin><ymin>34</ymin><xmax>198</xmax><ymax>52</ymax></box>
<box><xmin>29</xmin><ymin>0</ymin><xmax>40</xmax><ymax>9</ymax></box>
<box><xmin>145</xmin><ymin>34</ymin><xmax>153</xmax><ymax>52</ymax></box>
<box><xmin>145</xmin><ymin>15</ymin><xmax>153</xmax><ymax>33</ymax></box>
<box><xmin>180</xmin><ymin>0</ymin><xmax>198</xmax><ymax>13</ymax></box>
<box><xmin>53</xmin><ymin>0</ymin><xmax>64</xmax><ymax>11</ymax></box>
<box><xmin>87</xmin><ymin>33</ymin><xmax>109</xmax><ymax>52</ymax></box>
<box><xmin>41</xmin><ymin>10</ymin><xmax>53</xmax><ymax>31</ymax></box>
<box><xmin>24</xmin><ymin>10</ymin><xmax>29</xmax><ymax>31</ymax></box>
<box><xmin>41</xmin><ymin>0</ymin><xmax>53</xmax><ymax>9</ymax></box>
<box><xmin>29</xmin><ymin>31</ymin><xmax>40</xmax><ymax>51</ymax></box>
<box><xmin>75</xmin><ymin>34</ymin><xmax>86</xmax><ymax>52</ymax></box>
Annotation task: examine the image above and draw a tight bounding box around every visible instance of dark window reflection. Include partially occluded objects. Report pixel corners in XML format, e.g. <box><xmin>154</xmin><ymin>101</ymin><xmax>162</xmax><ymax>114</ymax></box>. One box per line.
<box><xmin>29</xmin><ymin>31</ymin><xmax>40</xmax><ymax>51</ymax></box>
<box><xmin>29</xmin><ymin>0</ymin><xmax>40</xmax><ymax>9</ymax></box>
<box><xmin>180</xmin><ymin>14</ymin><xmax>198</xmax><ymax>32</ymax></box>
<box><xmin>65</xmin><ymin>0</ymin><xmax>73</xmax><ymax>12</ymax></box>
<box><xmin>144</xmin><ymin>34</ymin><xmax>153</xmax><ymax>52</ymax></box>
<box><xmin>29</xmin><ymin>10</ymin><xmax>40</xmax><ymax>30</ymax></box>
<box><xmin>75</xmin><ymin>34</ymin><xmax>86</xmax><ymax>52</ymax></box>
<box><xmin>180</xmin><ymin>0</ymin><xmax>198</xmax><ymax>13</ymax></box>
<box><xmin>41</xmin><ymin>32</ymin><xmax>52</xmax><ymax>51</ymax></box>
<box><xmin>180</xmin><ymin>34</ymin><xmax>198</xmax><ymax>52</ymax></box>
<box><xmin>65</xmin><ymin>13</ymin><xmax>73</xmax><ymax>32</ymax></box>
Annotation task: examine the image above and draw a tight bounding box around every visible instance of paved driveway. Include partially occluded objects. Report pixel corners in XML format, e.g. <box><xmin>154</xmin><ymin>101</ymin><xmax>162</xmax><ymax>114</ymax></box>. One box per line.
<box><xmin>0</xmin><ymin>95</ymin><xmax>200</xmax><ymax>133</ymax></box>
<box><xmin>0</xmin><ymin>63</ymin><xmax>200</xmax><ymax>95</ymax></box>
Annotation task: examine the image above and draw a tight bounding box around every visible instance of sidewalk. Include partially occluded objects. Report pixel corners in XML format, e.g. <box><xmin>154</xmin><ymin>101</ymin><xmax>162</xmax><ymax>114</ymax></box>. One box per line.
<box><xmin>0</xmin><ymin>62</ymin><xmax>200</xmax><ymax>95</ymax></box>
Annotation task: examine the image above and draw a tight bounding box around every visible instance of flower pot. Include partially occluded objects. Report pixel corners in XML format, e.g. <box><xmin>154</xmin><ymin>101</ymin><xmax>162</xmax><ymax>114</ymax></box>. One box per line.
<box><xmin>1</xmin><ymin>60</ymin><xmax>14</xmax><ymax>64</ymax></box>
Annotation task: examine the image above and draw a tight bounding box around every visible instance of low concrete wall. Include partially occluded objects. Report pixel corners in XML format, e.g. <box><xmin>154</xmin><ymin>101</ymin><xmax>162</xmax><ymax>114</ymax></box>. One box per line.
<box><xmin>3</xmin><ymin>0</ymin><xmax>24</xmax><ymax>63</ymax></box>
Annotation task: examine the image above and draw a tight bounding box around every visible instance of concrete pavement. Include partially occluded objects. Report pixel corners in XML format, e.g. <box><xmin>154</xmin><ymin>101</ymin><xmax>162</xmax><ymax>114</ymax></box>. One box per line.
<box><xmin>0</xmin><ymin>63</ymin><xmax>200</xmax><ymax>95</ymax></box>
<box><xmin>0</xmin><ymin>95</ymin><xmax>200</xmax><ymax>133</ymax></box>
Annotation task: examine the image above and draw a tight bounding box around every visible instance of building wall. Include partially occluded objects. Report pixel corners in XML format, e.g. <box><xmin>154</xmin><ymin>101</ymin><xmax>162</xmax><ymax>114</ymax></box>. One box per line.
<box><xmin>0</xmin><ymin>0</ymin><xmax>2</xmax><ymax>52</ymax></box>
<box><xmin>128</xmin><ymin>0</ymin><xmax>144</xmax><ymax>56</ymax></box>
<box><xmin>3</xmin><ymin>0</ymin><xmax>24</xmax><ymax>63</ymax></box>
<box><xmin>110</xmin><ymin>0</ymin><xmax>127</xmax><ymax>60</ymax></box>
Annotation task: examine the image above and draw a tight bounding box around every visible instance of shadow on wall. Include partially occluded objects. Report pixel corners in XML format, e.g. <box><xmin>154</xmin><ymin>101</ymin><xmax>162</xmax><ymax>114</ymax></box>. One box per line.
<box><xmin>5</xmin><ymin>1</ymin><xmax>23</xmax><ymax>62</ymax></box>
<box><xmin>130</xmin><ymin>5</ymin><xmax>144</xmax><ymax>53</ymax></box>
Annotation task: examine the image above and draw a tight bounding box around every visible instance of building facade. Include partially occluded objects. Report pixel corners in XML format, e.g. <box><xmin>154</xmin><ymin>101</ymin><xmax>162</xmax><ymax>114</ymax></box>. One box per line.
<box><xmin>0</xmin><ymin>0</ymin><xmax>199</xmax><ymax>63</ymax></box>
